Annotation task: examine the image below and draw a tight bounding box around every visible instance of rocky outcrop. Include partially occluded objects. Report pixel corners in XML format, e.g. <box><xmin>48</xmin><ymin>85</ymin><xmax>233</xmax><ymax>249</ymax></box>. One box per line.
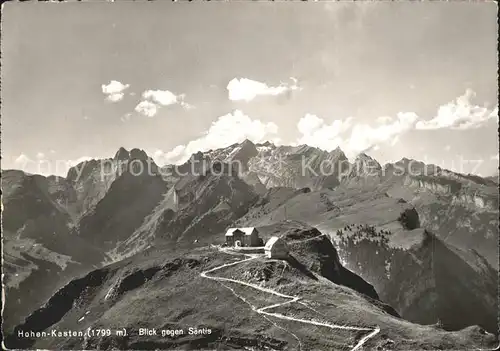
<box><xmin>278</xmin><ymin>222</ymin><xmax>384</xmax><ymax>302</ymax></box>
<box><xmin>397</xmin><ymin>207</ymin><xmax>420</xmax><ymax>230</ymax></box>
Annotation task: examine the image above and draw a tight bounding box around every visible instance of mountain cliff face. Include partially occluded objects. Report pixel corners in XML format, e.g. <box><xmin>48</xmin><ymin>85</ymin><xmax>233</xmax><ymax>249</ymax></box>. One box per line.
<box><xmin>65</xmin><ymin>147</ymin><xmax>159</xmax><ymax>219</ymax></box>
<box><xmin>248</xmin><ymin>144</ymin><xmax>350</xmax><ymax>190</ymax></box>
<box><xmin>348</xmin><ymin>153</ymin><xmax>382</xmax><ymax>178</ymax></box>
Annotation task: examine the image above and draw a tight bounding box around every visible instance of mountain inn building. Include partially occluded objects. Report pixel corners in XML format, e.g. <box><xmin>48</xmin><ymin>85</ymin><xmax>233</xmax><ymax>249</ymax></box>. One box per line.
<box><xmin>225</xmin><ymin>227</ymin><xmax>260</xmax><ymax>247</ymax></box>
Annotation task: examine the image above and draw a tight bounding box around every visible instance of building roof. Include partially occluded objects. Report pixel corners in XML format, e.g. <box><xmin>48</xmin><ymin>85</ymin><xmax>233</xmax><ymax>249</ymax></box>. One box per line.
<box><xmin>225</xmin><ymin>227</ymin><xmax>257</xmax><ymax>236</ymax></box>
<box><xmin>265</xmin><ymin>236</ymin><xmax>282</xmax><ymax>249</ymax></box>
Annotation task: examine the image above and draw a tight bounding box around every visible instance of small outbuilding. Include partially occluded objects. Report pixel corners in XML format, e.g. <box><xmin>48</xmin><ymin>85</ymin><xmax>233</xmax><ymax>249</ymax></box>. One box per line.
<box><xmin>225</xmin><ymin>227</ymin><xmax>260</xmax><ymax>247</ymax></box>
<box><xmin>264</xmin><ymin>236</ymin><xmax>289</xmax><ymax>259</ymax></box>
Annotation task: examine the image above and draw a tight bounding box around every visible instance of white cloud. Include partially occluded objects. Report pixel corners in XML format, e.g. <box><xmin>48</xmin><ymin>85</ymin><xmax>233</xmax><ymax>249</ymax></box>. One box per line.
<box><xmin>297</xmin><ymin>113</ymin><xmax>353</xmax><ymax>151</ymax></box>
<box><xmin>135</xmin><ymin>101</ymin><xmax>159</xmax><ymax>118</ymax></box>
<box><xmin>295</xmin><ymin>112</ymin><xmax>418</xmax><ymax>159</ymax></box>
<box><xmin>345</xmin><ymin>112</ymin><xmax>418</xmax><ymax>157</ymax></box>
<box><xmin>14</xmin><ymin>154</ymin><xmax>32</xmax><ymax>167</ymax></box>
<box><xmin>153</xmin><ymin>145</ymin><xmax>187</xmax><ymax>165</ymax></box>
<box><xmin>415</xmin><ymin>89</ymin><xmax>498</xmax><ymax>130</ymax></box>
<box><xmin>142</xmin><ymin>90</ymin><xmax>179</xmax><ymax>106</ymax></box>
<box><xmin>164</xmin><ymin>145</ymin><xmax>186</xmax><ymax>161</ymax></box>
<box><xmin>297</xmin><ymin>113</ymin><xmax>325</xmax><ymax>135</ymax></box>
<box><xmin>135</xmin><ymin>90</ymin><xmax>193</xmax><ymax>117</ymax></box>
<box><xmin>227</xmin><ymin>77</ymin><xmax>300</xmax><ymax>102</ymax></box>
<box><xmin>153</xmin><ymin>149</ymin><xmax>165</xmax><ymax>160</ymax></box>
<box><xmin>11</xmin><ymin>153</ymin><xmax>96</xmax><ymax>176</ymax></box>
<box><xmin>159</xmin><ymin>110</ymin><xmax>278</xmax><ymax>164</ymax></box>
<box><xmin>294</xmin><ymin>91</ymin><xmax>496</xmax><ymax>160</ymax></box>
<box><xmin>179</xmin><ymin>101</ymin><xmax>195</xmax><ymax>110</ymax></box>
<box><xmin>376</xmin><ymin>116</ymin><xmax>393</xmax><ymax>124</ymax></box>
<box><xmin>101</xmin><ymin>80</ymin><xmax>130</xmax><ymax>102</ymax></box>
<box><xmin>106</xmin><ymin>94</ymin><xmax>124</xmax><ymax>103</ymax></box>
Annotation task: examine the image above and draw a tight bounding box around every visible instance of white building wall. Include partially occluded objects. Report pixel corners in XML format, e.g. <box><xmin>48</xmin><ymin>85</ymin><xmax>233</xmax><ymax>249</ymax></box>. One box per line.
<box><xmin>265</xmin><ymin>239</ymin><xmax>288</xmax><ymax>259</ymax></box>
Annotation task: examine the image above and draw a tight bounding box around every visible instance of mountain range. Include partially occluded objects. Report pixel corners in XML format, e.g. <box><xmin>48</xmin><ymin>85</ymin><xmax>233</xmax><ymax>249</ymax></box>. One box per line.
<box><xmin>2</xmin><ymin>140</ymin><xmax>498</xmax><ymax>350</ymax></box>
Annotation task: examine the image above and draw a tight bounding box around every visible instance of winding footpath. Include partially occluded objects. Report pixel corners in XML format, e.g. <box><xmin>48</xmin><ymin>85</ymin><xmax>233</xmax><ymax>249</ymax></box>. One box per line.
<box><xmin>200</xmin><ymin>250</ymin><xmax>380</xmax><ymax>351</ymax></box>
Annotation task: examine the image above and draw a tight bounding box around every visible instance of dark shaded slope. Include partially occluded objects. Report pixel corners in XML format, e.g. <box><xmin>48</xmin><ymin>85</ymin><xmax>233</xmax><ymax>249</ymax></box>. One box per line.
<box><xmin>1</xmin><ymin>170</ymin><xmax>70</xmax><ymax>234</ymax></box>
<box><xmin>77</xmin><ymin>161</ymin><xmax>167</xmax><ymax>250</ymax></box>
<box><xmin>336</xmin><ymin>228</ymin><xmax>498</xmax><ymax>334</ymax></box>
<box><xmin>432</xmin><ymin>239</ymin><xmax>498</xmax><ymax>333</ymax></box>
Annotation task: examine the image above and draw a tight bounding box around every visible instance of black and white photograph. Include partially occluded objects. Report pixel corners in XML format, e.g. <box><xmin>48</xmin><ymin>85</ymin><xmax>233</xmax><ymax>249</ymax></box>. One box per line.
<box><xmin>1</xmin><ymin>1</ymin><xmax>499</xmax><ymax>350</ymax></box>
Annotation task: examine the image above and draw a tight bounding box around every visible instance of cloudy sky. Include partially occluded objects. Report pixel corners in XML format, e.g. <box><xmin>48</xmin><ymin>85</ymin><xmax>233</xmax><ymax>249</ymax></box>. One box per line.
<box><xmin>2</xmin><ymin>1</ymin><xmax>498</xmax><ymax>176</ymax></box>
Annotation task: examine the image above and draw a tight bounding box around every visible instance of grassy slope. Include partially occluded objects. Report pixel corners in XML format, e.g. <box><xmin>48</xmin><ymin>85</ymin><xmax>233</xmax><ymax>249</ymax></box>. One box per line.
<box><xmin>5</xmin><ymin>244</ymin><xmax>497</xmax><ymax>351</ymax></box>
